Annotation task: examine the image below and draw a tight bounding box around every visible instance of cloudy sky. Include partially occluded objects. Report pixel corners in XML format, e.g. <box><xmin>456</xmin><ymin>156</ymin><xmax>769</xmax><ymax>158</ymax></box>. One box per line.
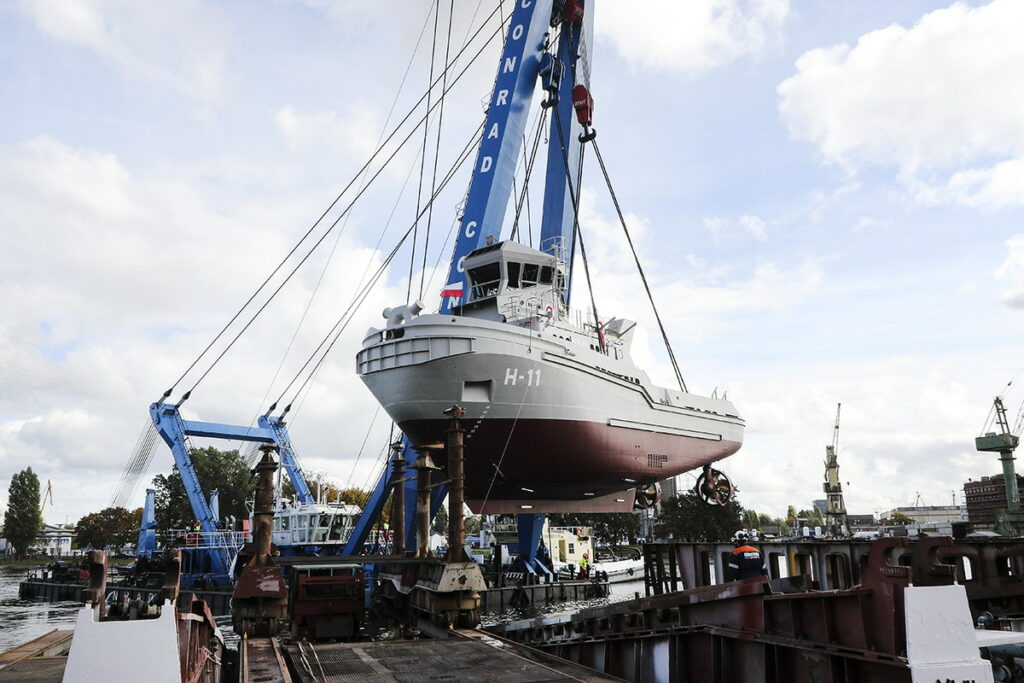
<box><xmin>3</xmin><ymin>0</ymin><xmax>1024</xmax><ymax>525</ymax></box>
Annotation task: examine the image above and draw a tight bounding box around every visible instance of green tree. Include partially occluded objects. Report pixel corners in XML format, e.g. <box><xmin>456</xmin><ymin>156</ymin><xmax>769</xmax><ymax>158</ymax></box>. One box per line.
<box><xmin>152</xmin><ymin>447</ymin><xmax>256</xmax><ymax>529</ymax></box>
<box><xmin>885</xmin><ymin>512</ymin><xmax>915</xmax><ymax>526</ymax></box>
<box><xmin>337</xmin><ymin>487</ymin><xmax>371</xmax><ymax>509</ymax></box>
<box><xmin>786</xmin><ymin>505</ymin><xmax>798</xmax><ymax>527</ymax></box>
<box><xmin>3</xmin><ymin>468</ymin><xmax>42</xmax><ymax>556</ymax></box>
<box><xmin>432</xmin><ymin>504</ymin><xmax>449</xmax><ymax>536</ymax></box>
<box><xmin>75</xmin><ymin>507</ymin><xmax>142</xmax><ymax>550</ymax></box>
<box><xmin>656</xmin><ymin>492</ymin><xmax>744</xmax><ymax>542</ymax></box>
<box><xmin>743</xmin><ymin>509</ymin><xmax>761</xmax><ymax>529</ymax></box>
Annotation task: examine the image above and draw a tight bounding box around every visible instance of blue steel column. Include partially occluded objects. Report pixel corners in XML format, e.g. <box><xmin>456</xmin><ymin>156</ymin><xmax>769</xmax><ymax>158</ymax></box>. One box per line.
<box><xmin>136</xmin><ymin>488</ymin><xmax>157</xmax><ymax>557</ymax></box>
<box><xmin>540</xmin><ymin>1</ymin><xmax>594</xmax><ymax>305</ymax></box>
<box><xmin>260</xmin><ymin>415</ymin><xmax>314</xmax><ymax>504</ymax></box>
<box><xmin>439</xmin><ymin>0</ymin><xmax>554</xmax><ymax>313</ymax></box>
<box><xmin>149</xmin><ymin>402</ymin><xmax>227</xmax><ymax>576</ymax></box>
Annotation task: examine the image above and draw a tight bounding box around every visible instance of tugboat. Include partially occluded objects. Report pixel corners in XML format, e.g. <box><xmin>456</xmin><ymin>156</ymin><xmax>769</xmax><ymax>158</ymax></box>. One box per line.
<box><xmin>357</xmin><ymin>239</ymin><xmax>744</xmax><ymax>513</ymax></box>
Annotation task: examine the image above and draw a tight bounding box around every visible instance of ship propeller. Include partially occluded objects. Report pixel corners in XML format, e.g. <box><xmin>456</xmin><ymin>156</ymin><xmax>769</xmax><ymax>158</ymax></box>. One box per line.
<box><xmin>633</xmin><ymin>482</ymin><xmax>661</xmax><ymax>510</ymax></box>
<box><xmin>695</xmin><ymin>467</ymin><xmax>735</xmax><ymax>506</ymax></box>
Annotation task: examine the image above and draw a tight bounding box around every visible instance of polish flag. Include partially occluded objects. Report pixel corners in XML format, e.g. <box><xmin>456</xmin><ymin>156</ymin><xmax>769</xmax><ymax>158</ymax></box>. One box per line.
<box><xmin>440</xmin><ymin>281</ymin><xmax>464</xmax><ymax>298</ymax></box>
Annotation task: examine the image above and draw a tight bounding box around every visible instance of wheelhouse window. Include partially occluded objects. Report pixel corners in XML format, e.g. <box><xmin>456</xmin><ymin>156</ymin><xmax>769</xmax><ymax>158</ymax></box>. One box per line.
<box><xmin>522</xmin><ymin>263</ymin><xmax>539</xmax><ymax>286</ymax></box>
<box><xmin>539</xmin><ymin>266</ymin><xmax>553</xmax><ymax>284</ymax></box>
<box><xmin>468</xmin><ymin>262</ymin><xmax>501</xmax><ymax>300</ymax></box>
<box><xmin>507</xmin><ymin>262</ymin><xmax>521</xmax><ymax>288</ymax></box>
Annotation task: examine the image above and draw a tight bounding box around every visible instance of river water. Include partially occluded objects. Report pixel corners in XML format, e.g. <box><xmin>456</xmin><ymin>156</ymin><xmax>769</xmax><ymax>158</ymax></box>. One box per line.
<box><xmin>0</xmin><ymin>567</ymin><xmax>81</xmax><ymax>652</ymax></box>
<box><xmin>0</xmin><ymin>565</ymin><xmax>644</xmax><ymax>653</ymax></box>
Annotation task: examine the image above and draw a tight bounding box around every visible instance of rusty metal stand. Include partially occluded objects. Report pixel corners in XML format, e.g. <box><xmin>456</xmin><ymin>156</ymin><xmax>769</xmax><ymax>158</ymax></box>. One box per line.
<box><xmin>232</xmin><ymin>445</ymin><xmax>288</xmax><ymax>637</ymax></box>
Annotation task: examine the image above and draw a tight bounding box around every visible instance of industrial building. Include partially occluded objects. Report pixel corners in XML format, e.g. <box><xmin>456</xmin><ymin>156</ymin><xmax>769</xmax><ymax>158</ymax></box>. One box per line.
<box><xmin>964</xmin><ymin>474</ymin><xmax>1024</xmax><ymax>527</ymax></box>
<box><xmin>880</xmin><ymin>505</ymin><xmax>963</xmax><ymax>525</ymax></box>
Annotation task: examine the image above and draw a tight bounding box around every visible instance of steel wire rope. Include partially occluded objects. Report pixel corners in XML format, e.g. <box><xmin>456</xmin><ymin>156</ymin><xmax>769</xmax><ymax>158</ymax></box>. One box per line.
<box><xmin>240</xmin><ymin>0</ymin><xmax>439</xmax><ymax>443</ymax></box>
<box><xmin>341</xmin><ymin>405</ymin><xmax>382</xmax><ymax>492</ymax></box>
<box><xmin>162</xmin><ymin>3</ymin><xmax>509</xmax><ymax>400</ymax></box>
<box><xmin>284</xmin><ymin>125</ymin><xmax>483</xmax><ymax>423</ymax></box>
<box><xmin>276</xmin><ymin>121</ymin><xmax>485</xmax><ymax>418</ymax></box>
<box><xmin>179</xmin><ymin>19</ymin><xmax>510</xmax><ymax>401</ymax></box>
<box><xmin>509</xmin><ymin>106</ymin><xmax>548</xmax><ymax>243</ymax></box>
<box><xmin>478</xmin><ymin>379</ymin><xmax>532</xmax><ymax>514</ymax></box>
<box><xmin>550</xmin><ymin>105</ymin><xmax>602</xmax><ymax>341</ymax></box>
<box><xmin>409</xmin><ymin>0</ymin><xmax>441</xmax><ymax>303</ymax></box>
<box><xmin>419</xmin><ymin>0</ymin><xmax>456</xmax><ymax>302</ymax></box>
<box><xmin>109</xmin><ymin>420</ymin><xmax>156</xmax><ymax>508</ymax></box>
<box><xmin>591</xmin><ymin>140</ymin><xmax>689</xmax><ymax>392</ymax></box>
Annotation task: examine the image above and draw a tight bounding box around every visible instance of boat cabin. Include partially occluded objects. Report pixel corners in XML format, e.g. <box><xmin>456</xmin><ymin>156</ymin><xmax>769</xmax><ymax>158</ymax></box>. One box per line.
<box><xmin>456</xmin><ymin>240</ymin><xmax>567</xmax><ymax>324</ymax></box>
<box><xmin>269</xmin><ymin>500</ymin><xmax>362</xmax><ymax>550</ymax></box>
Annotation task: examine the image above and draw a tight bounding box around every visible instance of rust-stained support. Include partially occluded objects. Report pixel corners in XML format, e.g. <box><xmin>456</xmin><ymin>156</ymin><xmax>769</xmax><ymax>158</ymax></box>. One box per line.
<box><xmin>82</xmin><ymin>550</ymin><xmax>108</xmax><ymax>616</ymax></box>
<box><xmin>390</xmin><ymin>443</ymin><xmax>406</xmax><ymax>555</ymax></box>
<box><xmin>445</xmin><ymin>405</ymin><xmax>467</xmax><ymax>563</ymax></box>
<box><xmin>252</xmin><ymin>445</ymin><xmax>276</xmax><ymax>564</ymax></box>
<box><xmin>232</xmin><ymin>444</ymin><xmax>288</xmax><ymax>637</ymax></box>
<box><xmin>158</xmin><ymin>549</ymin><xmax>182</xmax><ymax>608</ymax></box>
<box><xmin>412</xmin><ymin>451</ymin><xmax>440</xmax><ymax>558</ymax></box>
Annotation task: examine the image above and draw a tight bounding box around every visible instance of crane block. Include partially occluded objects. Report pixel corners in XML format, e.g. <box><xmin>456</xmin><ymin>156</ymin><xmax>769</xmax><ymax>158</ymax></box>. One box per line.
<box><xmin>573</xmin><ymin>84</ymin><xmax>594</xmax><ymax>126</ymax></box>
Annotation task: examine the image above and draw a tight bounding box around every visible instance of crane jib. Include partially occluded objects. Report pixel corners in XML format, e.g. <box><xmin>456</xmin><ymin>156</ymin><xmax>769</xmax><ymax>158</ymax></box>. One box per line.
<box><xmin>440</xmin><ymin>0</ymin><xmax>555</xmax><ymax>314</ymax></box>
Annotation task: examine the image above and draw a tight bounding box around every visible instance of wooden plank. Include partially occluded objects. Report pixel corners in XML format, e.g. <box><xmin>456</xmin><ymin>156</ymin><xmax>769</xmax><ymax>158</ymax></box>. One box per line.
<box><xmin>0</xmin><ymin>629</ymin><xmax>74</xmax><ymax>667</ymax></box>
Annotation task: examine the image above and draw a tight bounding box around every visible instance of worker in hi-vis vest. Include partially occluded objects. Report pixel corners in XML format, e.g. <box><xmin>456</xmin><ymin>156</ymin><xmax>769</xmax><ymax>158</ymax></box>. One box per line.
<box><xmin>726</xmin><ymin>533</ymin><xmax>768</xmax><ymax>581</ymax></box>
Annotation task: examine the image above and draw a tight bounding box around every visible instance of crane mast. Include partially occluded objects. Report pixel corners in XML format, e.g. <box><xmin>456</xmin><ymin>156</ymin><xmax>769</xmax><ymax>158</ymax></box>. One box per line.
<box><xmin>823</xmin><ymin>403</ymin><xmax>849</xmax><ymax>537</ymax></box>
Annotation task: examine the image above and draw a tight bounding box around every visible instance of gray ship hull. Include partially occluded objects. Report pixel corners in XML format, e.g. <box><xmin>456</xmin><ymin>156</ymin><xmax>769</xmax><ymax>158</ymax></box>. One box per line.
<box><xmin>357</xmin><ymin>313</ymin><xmax>744</xmax><ymax>512</ymax></box>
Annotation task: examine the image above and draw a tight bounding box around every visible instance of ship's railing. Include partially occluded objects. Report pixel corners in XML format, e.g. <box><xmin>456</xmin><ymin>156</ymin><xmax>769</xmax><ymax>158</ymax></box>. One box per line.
<box><xmin>159</xmin><ymin>530</ymin><xmax>251</xmax><ymax>550</ymax></box>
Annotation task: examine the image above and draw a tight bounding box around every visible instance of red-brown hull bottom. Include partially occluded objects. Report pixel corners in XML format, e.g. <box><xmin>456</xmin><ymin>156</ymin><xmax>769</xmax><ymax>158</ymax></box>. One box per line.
<box><xmin>401</xmin><ymin>418</ymin><xmax>742</xmax><ymax>511</ymax></box>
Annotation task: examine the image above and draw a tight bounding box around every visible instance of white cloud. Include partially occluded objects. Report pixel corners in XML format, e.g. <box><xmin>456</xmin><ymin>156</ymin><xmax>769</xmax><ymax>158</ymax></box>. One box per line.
<box><xmin>702</xmin><ymin>214</ymin><xmax>769</xmax><ymax>243</ymax></box>
<box><xmin>12</xmin><ymin>0</ymin><xmax>228</xmax><ymax>101</ymax></box>
<box><xmin>778</xmin><ymin>0</ymin><xmax>1024</xmax><ymax>209</ymax></box>
<box><xmin>597</xmin><ymin>0</ymin><xmax>789</xmax><ymax>74</ymax></box>
<box><xmin>997</xmin><ymin>234</ymin><xmax>1024</xmax><ymax>309</ymax></box>
<box><xmin>739</xmin><ymin>215</ymin><xmax>767</xmax><ymax>242</ymax></box>
<box><xmin>0</xmin><ymin>135</ymin><xmax>411</xmax><ymax>521</ymax></box>
<box><xmin>275</xmin><ymin>104</ymin><xmax>381</xmax><ymax>159</ymax></box>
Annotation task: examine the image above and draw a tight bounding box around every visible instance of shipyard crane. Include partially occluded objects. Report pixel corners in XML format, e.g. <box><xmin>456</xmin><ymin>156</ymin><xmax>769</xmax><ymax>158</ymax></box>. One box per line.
<box><xmin>145</xmin><ymin>400</ymin><xmax>315</xmax><ymax>580</ymax></box>
<box><xmin>823</xmin><ymin>403</ymin><xmax>849</xmax><ymax>537</ymax></box>
<box><xmin>976</xmin><ymin>396</ymin><xmax>1024</xmax><ymax>534</ymax></box>
<box><xmin>344</xmin><ymin>0</ymin><xmax>599</xmax><ymax>576</ymax></box>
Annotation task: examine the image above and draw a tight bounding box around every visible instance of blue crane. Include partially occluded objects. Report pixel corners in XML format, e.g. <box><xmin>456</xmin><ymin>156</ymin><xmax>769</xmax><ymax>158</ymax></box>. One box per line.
<box><xmin>148</xmin><ymin>398</ymin><xmax>315</xmax><ymax>580</ymax></box>
<box><xmin>346</xmin><ymin>0</ymin><xmax>595</xmax><ymax>577</ymax></box>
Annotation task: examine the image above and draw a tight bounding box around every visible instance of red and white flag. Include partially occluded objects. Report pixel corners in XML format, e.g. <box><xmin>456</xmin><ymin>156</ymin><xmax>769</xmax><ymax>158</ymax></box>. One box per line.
<box><xmin>440</xmin><ymin>281</ymin><xmax>464</xmax><ymax>298</ymax></box>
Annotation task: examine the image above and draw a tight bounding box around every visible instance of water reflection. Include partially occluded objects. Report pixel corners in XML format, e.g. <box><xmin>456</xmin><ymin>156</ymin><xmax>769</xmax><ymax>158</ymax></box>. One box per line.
<box><xmin>480</xmin><ymin>579</ymin><xmax>644</xmax><ymax>627</ymax></box>
<box><xmin>0</xmin><ymin>567</ymin><xmax>81</xmax><ymax>652</ymax></box>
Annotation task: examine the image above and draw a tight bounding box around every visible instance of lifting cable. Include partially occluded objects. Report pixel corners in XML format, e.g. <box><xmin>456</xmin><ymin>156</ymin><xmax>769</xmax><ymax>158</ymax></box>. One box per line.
<box><xmin>550</xmin><ymin>105</ymin><xmax>602</xmax><ymax>342</ymax></box>
<box><xmin>273</xmin><ymin>121</ymin><xmax>485</xmax><ymax>417</ymax></box>
<box><xmin>509</xmin><ymin>107</ymin><xmax>549</xmax><ymax>243</ymax></box>
<box><xmin>161</xmin><ymin>3</ymin><xmax>510</xmax><ymax>402</ymax></box>
<box><xmin>592</xmin><ymin>139</ymin><xmax>689</xmax><ymax>393</ymax></box>
<box><xmin>419</xmin><ymin>0</ymin><xmax>456</xmax><ymax>302</ymax></box>
<box><xmin>242</xmin><ymin>1</ymin><xmax>439</xmax><ymax>441</ymax></box>
<box><xmin>409</xmin><ymin>0</ymin><xmax>441</xmax><ymax>304</ymax></box>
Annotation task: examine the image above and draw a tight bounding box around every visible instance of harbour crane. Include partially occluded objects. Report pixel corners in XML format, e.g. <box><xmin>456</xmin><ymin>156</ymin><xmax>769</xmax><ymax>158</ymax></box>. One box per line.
<box><xmin>823</xmin><ymin>403</ymin><xmax>849</xmax><ymax>537</ymax></box>
<box><xmin>145</xmin><ymin>400</ymin><xmax>316</xmax><ymax>581</ymax></box>
<box><xmin>976</xmin><ymin>396</ymin><xmax>1024</xmax><ymax>534</ymax></box>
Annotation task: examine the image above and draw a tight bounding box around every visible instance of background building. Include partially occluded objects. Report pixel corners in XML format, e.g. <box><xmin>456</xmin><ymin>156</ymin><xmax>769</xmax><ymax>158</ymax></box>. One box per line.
<box><xmin>881</xmin><ymin>505</ymin><xmax>963</xmax><ymax>525</ymax></box>
<box><xmin>964</xmin><ymin>474</ymin><xmax>1024</xmax><ymax>528</ymax></box>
